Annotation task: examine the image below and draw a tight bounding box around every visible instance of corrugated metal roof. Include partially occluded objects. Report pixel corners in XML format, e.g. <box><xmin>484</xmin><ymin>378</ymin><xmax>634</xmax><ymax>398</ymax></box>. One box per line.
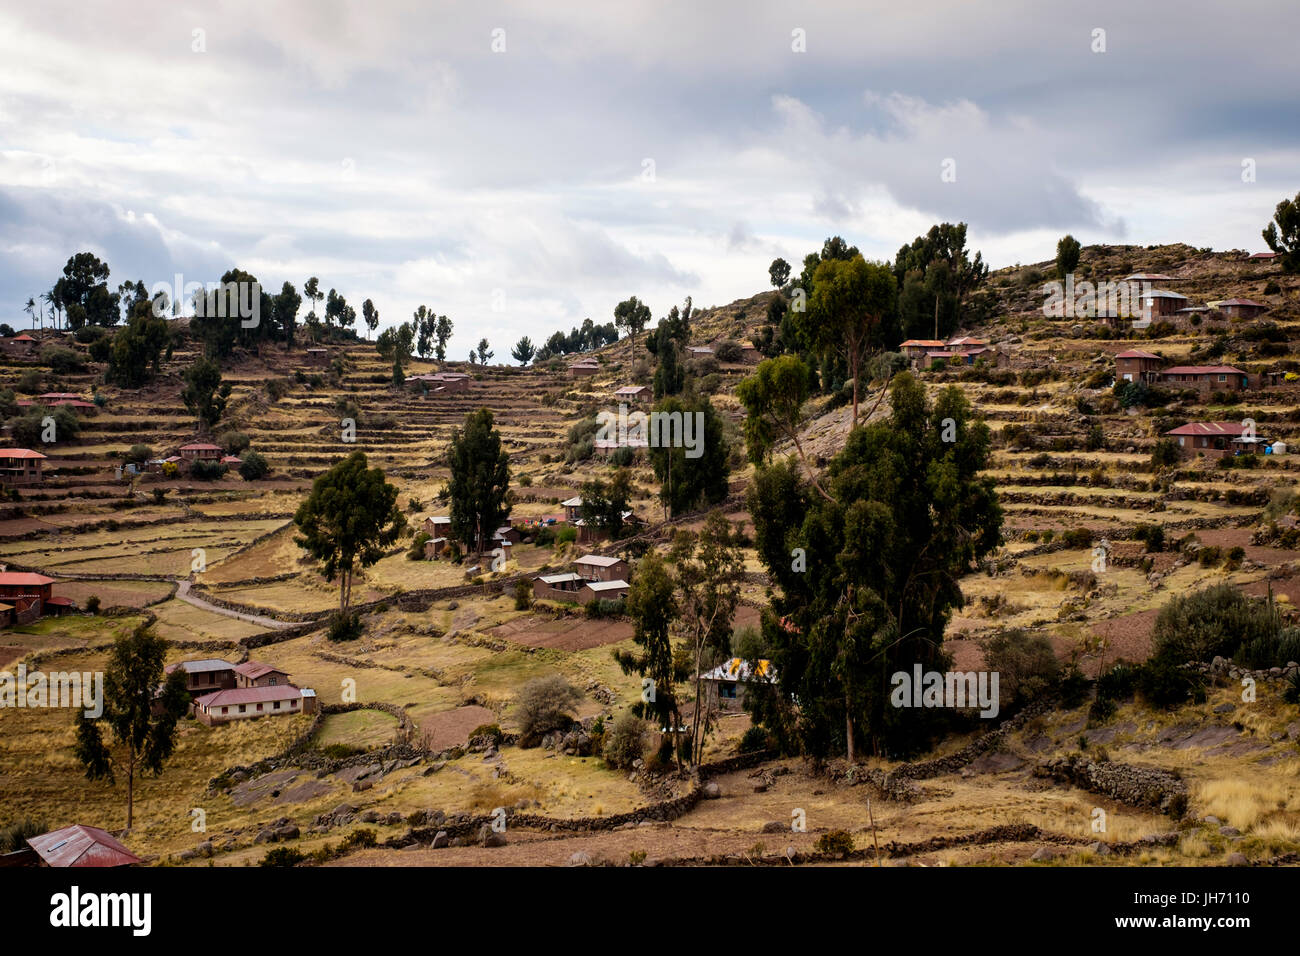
<box><xmin>700</xmin><ymin>658</ymin><xmax>776</xmax><ymax>682</ymax></box>
<box><xmin>575</xmin><ymin>554</ymin><xmax>623</xmax><ymax>567</ymax></box>
<box><xmin>27</xmin><ymin>825</ymin><xmax>141</xmax><ymax>867</ymax></box>
<box><xmin>1165</xmin><ymin>421</ymin><xmax>1249</xmax><ymax>437</ymax></box>
<box><xmin>165</xmin><ymin>658</ymin><xmax>235</xmax><ymax>674</ymax></box>
<box><xmin>196</xmin><ymin>684</ymin><xmax>304</xmax><ymax>708</ymax></box>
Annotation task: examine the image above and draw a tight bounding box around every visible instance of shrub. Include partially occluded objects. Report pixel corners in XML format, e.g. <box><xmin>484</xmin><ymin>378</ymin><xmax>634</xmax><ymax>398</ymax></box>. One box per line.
<box><xmin>715</xmin><ymin>340</ymin><xmax>744</xmax><ymax>363</ymax></box>
<box><xmin>1284</xmin><ymin>671</ymin><xmax>1300</xmax><ymax>705</ymax></box>
<box><xmin>16</xmin><ymin>370</ymin><xmax>43</xmax><ymax>394</ymax></box>
<box><xmin>218</xmin><ymin>430</ymin><xmax>250</xmax><ymax>456</ymax></box>
<box><xmin>259</xmin><ymin>847</ymin><xmax>305</xmax><ymax>867</ymax></box>
<box><xmin>407</xmin><ymin>531</ymin><xmax>430</xmax><ymax>560</ymax></box>
<box><xmin>1060</xmin><ymin>527</ymin><xmax>1094</xmax><ymax>549</ymax></box>
<box><xmin>85</xmin><ymin>595</ymin><xmax>100</xmax><ymax>614</ymax></box>
<box><xmin>326</xmin><ymin>610</ymin><xmax>364</xmax><ymax>642</ymax></box>
<box><xmin>1236</xmin><ymin>626</ymin><xmax>1300</xmax><ymax>669</ymax></box>
<box><xmin>739</xmin><ymin>726</ymin><xmax>772</xmax><ymax>753</ymax></box>
<box><xmin>469</xmin><ymin>723</ymin><xmax>503</xmax><ymax>744</ymax></box>
<box><xmin>151</xmin><ymin>487</ymin><xmax>167</xmax><ymax>504</ymax></box>
<box><xmin>514</xmin><ymin>674</ymin><xmax>582</xmax><ymax>742</ymax></box>
<box><xmin>265</xmin><ymin>378</ymin><xmax>289</xmax><ymax>401</ymax></box>
<box><xmin>1151</xmin><ymin>583</ymin><xmax>1282</xmax><ymax>665</ymax></box>
<box><xmin>235</xmin><ymin>451</ymin><xmax>268</xmax><ymax>481</ymax></box>
<box><xmin>603</xmin><ymin>711</ymin><xmax>649</xmax><ymax>769</ymax></box>
<box><xmin>1150</xmin><ymin>439</ymin><xmax>1181</xmax><ymax>468</ymax></box>
<box><xmin>585</xmin><ymin>597</ymin><xmax>626</xmax><ymax>618</ymax></box>
<box><xmin>341</xmin><ymin>828</ymin><xmax>377</xmax><ymax>850</ymax></box>
<box><xmin>1135</xmin><ymin>658</ymin><xmax>1206</xmax><ymax>709</ymax></box>
<box><xmin>0</xmin><ymin>817</ymin><xmax>46</xmax><ymax>853</ymax></box>
<box><xmin>40</xmin><ymin>345</ymin><xmax>85</xmax><ymax>374</ymax></box>
<box><xmin>514</xmin><ymin>579</ymin><xmax>532</xmax><ymax>610</ymax></box>
<box><xmin>815</xmin><ymin>830</ymin><xmax>855</xmax><ymax>855</ymax></box>
<box><xmin>124</xmin><ymin>443</ymin><xmax>154</xmax><ymax>465</ymax></box>
<box><xmin>983</xmin><ymin>629</ymin><xmax>1060</xmax><ymax>707</ymax></box>
<box><xmin>1084</xmin><ymin>424</ymin><xmax>1105</xmax><ymax>451</ymax></box>
<box><xmin>189</xmin><ymin>460</ymin><xmax>228</xmax><ymax>481</ymax></box>
<box><xmin>555</xmin><ymin>526</ymin><xmax>577</xmax><ymax>546</ymax></box>
<box><xmin>1132</xmin><ymin>523</ymin><xmax>1165</xmax><ymax>553</ymax></box>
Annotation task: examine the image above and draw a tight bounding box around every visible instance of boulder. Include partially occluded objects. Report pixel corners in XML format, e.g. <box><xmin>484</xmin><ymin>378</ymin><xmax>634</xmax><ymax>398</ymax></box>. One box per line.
<box><xmin>430</xmin><ymin>831</ymin><xmax>450</xmax><ymax>849</ymax></box>
<box><xmin>1030</xmin><ymin>847</ymin><xmax>1058</xmax><ymax>862</ymax></box>
<box><xmin>761</xmin><ymin>821</ymin><xmax>786</xmax><ymax>834</ymax></box>
<box><xmin>274</xmin><ymin>824</ymin><xmax>300</xmax><ymax>841</ymax></box>
<box><xmin>703</xmin><ymin>782</ymin><xmax>721</xmax><ymax>799</ymax></box>
<box><xmin>1225</xmin><ymin>852</ymin><xmax>1249</xmax><ymax>867</ymax></box>
<box><xmin>1219</xmin><ymin>826</ymin><xmax>1241</xmax><ymax>837</ymax></box>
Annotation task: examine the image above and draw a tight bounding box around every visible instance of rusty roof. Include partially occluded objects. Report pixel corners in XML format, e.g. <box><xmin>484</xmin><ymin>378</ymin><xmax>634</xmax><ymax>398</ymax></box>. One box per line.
<box><xmin>27</xmin><ymin>825</ymin><xmax>141</xmax><ymax>867</ymax></box>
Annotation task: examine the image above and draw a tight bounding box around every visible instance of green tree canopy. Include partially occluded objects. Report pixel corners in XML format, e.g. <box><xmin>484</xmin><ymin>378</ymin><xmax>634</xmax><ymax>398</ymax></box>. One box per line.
<box><xmin>1263</xmin><ymin>191</ymin><xmax>1300</xmax><ymax>273</ymax></box>
<box><xmin>73</xmin><ymin>624</ymin><xmax>189</xmax><ymax>828</ymax></box>
<box><xmin>181</xmin><ymin>356</ymin><xmax>231</xmax><ymax>432</ymax></box>
<box><xmin>445</xmin><ymin>408</ymin><xmax>511</xmax><ymax>554</ymax></box>
<box><xmin>293</xmin><ymin>451</ymin><xmax>407</xmax><ymax>612</ymax></box>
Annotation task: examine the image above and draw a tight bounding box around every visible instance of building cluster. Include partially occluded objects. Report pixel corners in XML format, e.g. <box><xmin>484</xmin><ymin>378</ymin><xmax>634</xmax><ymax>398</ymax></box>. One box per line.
<box><xmin>532</xmin><ymin>553</ymin><xmax>632</xmax><ymax>605</ymax></box>
<box><xmin>162</xmin><ymin>658</ymin><xmax>317</xmax><ymax>725</ymax></box>
<box><xmin>900</xmin><ymin>336</ymin><xmax>1007</xmax><ymax>369</ymax></box>
<box><xmin>0</xmin><ymin>571</ymin><xmax>73</xmax><ymax>625</ymax></box>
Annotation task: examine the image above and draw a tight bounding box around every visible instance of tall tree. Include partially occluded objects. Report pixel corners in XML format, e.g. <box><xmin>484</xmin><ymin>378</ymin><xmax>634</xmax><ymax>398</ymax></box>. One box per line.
<box><xmin>23</xmin><ymin>297</ymin><xmax>36</xmax><ymax>329</ymax></box>
<box><xmin>107</xmin><ymin>296</ymin><xmax>170</xmax><ymax>388</ymax></box>
<box><xmin>735</xmin><ymin>354</ymin><xmax>831</xmax><ymax>499</ymax></box>
<box><xmin>1056</xmin><ymin>234</ymin><xmax>1082</xmax><ymax>279</ymax></box>
<box><xmin>614</xmin><ymin>295</ymin><xmax>650</xmax><ymax>359</ymax></box>
<box><xmin>616</xmin><ymin>552</ymin><xmax>686</xmax><ymax>770</ymax></box>
<box><xmin>58</xmin><ymin>252</ymin><xmax>118</xmax><ymax>329</ymax></box>
<box><xmin>73</xmin><ymin>624</ymin><xmax>189</xmax><ymax>828</ymax></box>
<box><xmin>434</xmin><ymin>314</ymin><xmax>453</xmax><ymax>361</ymax></box>
<box><xmin>747</xmin><ymin>373</ymin><xmax>1002</xmax><ymax>760</ymax></box>
<box><xmin>1263</xmin><ymin>191</ymin><xmax>1300</xmax><ymax>274</ymax></box>
<box><xmin>362</xmin><ymin>298</ymin><xmax>380</xmax><ymax>339</ymax></box>
<box><xmin>476</xmin><ymin>338</ymin><xmax>493</xmax><ymax>365</ymax></box>
<box><xmin>303</xmin><ymin>277</ymin><xmax>323</xmax><ymax>329</ymax></box>
<box><xmin>670</xmin><ymin>511</ymin><xmax>744</xmax><ymax>762</ymax></box>
<box><xmin>413</xmin><ymin>306</ymin><xmax>433</xmax><ymax>358</ymax></box>
<box><xmin>181</xmin><ymin>357</ymin><xmax>231</xmax><ymax>433</ymax></box>
<box><xmin>274</xmin><ymin>281</ymin><xmax>302</xmax><ymax>351</ymax></box>
<box><xmin>510</xmin><ymin>336</ymin><xmax>536</xmax><ymax>366</ymax></box>
<box><xmin>579</xmin><ymin>469</ymin><xmax>633</xmax><ymax>540</ymax></box>
<box><xmin>804</xmin><ymin>255</ymin><xmax>896</xmax><ymax>426</ymax></box>
<box><xmin>769</xmin><ymin>257</ymin><xmax>792</xmax><ymax>290</ymax></box>
<box><xmin>648</xmin><ymin>395</ymin><xmax>730</xmax><ymax>519</ymax></box>
<box><xmin>293</xmin><ymin>451</ymin><xmax>406</xmax><ymax>613</ymax></box>
<box><xmin>445</xmin><ymin>408</ymin><xmax>511</xmax><ymax>555</ymax></box>
<box><xmin>893</xmin><ymin>222</ymin><xmax>987</xmax><ymax>342</ymax></box>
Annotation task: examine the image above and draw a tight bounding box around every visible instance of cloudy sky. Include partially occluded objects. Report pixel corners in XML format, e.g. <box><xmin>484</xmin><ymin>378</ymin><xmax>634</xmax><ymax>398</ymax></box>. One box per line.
<box><xmin>2</xmin><ymin>0</ymin><xmax>1297</xmax><ymax>348</ymax></box>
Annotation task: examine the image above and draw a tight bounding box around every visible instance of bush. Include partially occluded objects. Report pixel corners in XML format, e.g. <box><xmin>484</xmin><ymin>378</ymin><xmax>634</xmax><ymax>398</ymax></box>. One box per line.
<box><xmin>603</xmin><ymin>711</ymin><xmax>649</xmax><ymax>769</ymax></box>
<box><xmin>0</xmin><ymin>817</ymin><xmax>46</xmax><ymax>853</ymax></box>
<box><xmin>1236</xmin><ymin>626</ymin><xmax>1300</xmax><ymax>670</ymax></box>
<box><xmin>1084</xmin><ymin>424</ymin><xmax>1105</xmax><ymax>451</ymax></box>
<box><xmin>514</xmin><ymin>674</ymin><xmax>582</xmax><ymax>742</ymax></box>
<box><xmin>16</xmin><ymin>370</ymin><xmax>43</xmax><ymax>394</ymax></box>
<box><xmin>715</xmin><ymin>340</ymin><xmax>744</xmax><ymax>363</ymax></box>
<box><xmin>189</xmin><ymin>460</ymin><xmax>228</xmax><ymax>481</ymax></box>
<box><xmin>1150</xmin><ymin>439</ymin><xmax>1181</xmax><ymax>468</ymax></box>
<box><xmin>1132</xmin><ymin>523</ymin><xmax>1165</xmax><ymax>553</ymax></box>
<box><xmin>341</xmin><ymin>828</ymin><xmax>377</xmax><ymax>850</ymax></box>
<box><xmin>983</xmin><ymin>629</ymin><xmax>1060</xmax><ymax>707</ymax></box>
<box><xmin>259</xmin><ymin>847</ymin><xmax>305</xmax><ymax>867</ymax></box>
<box><xmin>555</xmin><ymin>526</ymin><xmax>577</xmax><ymax>546</ymax></box>
<box><xmin>407</xmin><ymin>530</ymin><xmax>431</xmax><ymax>560</ymax></box>
<box><xmin>218</xmin><ymin>431</ymin><xmax>250</xmax><ymax>455</ymax></box>
<box><xmin>738</xmin><ymin>725</ymin><xmax>772</xmax><ymax>753</ymax></box>
<box><xmin>124</xmin><ymin>443</ymin><xmax>154</xmax><ymax>465</ymax></box>
<box><xmin>514</xmin><ymin>579</ymin><xmax>532</xmax><ymax>610</ymax></box>
<box><xmin>1151</xmin><ymin>583</ymin><xmax>1282</xmax><ymax>665</ymax></box>
<box><xmin>326</xmin><ymin>610</ymin><xmax>363</xmax><ymax>642</ymax></box>
<box><xmin>585</xmin><ymin>597</ymin><xmax>626</xmax><ymax>618</ymax></box>
<box><xmin>1135</xmin><ymin>658</ymin><xmax>1206</xmax><ymax>709</ymax></box>
<box><xmin>85</xmin><ymin>595</ymin><xmax>100</xmax><ymax>614</ymax></box>
<box><xmin>265</xmin><ymin>378</ymin><xmax>289</xmax><ymax>401</ymax></box>
<box><xmin>238</xmin><ymin>450</ymin><xmax>270</xmax><ymax>481</ymax></box>
<box><xmin>815</xmin><ymin>830</ymin><xmax>855</xmax><ymax>855</ymax></box>
<box><xmin>469</xmin><ymin>723</ymin><xmax>503</xmax><ymax>744</ymax></box>
<box><xmin>40</xmin><ymin>346</ymin><xmax>84</xmax><ymax>374</ymax></box>
<box><xmin>1060</xmin><ymin>527</ymin><xmax>1094</xmax><ymax>549</ymax></box>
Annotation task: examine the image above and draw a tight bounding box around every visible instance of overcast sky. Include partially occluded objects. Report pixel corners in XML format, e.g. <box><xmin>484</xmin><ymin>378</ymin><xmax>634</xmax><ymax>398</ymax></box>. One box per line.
<box><xmin>2</xmin><ymin>0</ymin><xmax>1297</xmax><ymax>348</ymax></box>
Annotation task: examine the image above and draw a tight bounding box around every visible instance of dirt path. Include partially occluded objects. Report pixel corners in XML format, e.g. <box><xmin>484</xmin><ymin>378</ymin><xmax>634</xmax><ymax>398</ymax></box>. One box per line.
<box><xmin>176</xmin><ymin>579</ymin><xmax>288</xmax><ymax>629</ymax></box>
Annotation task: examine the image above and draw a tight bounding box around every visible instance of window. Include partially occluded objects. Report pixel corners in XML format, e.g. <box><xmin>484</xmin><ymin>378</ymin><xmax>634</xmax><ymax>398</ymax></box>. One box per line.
<box><xmin>1218</xmin><ymin>374</ymin><xmax>1226</xmax><ymax>382</ymax></box>
<box><xmin>239</xmin><ymin>704</ymin><xmax>246</xmax><ymax>713</ymax></box>
<box><xmin>221</xmin><ymin>706</ymin><xmax>228</xmax><ymax>715</ymax></box>
<box><xmin>720</xmin><ymin>682</ymin><xmax>737</xmax><ymax>699</ymax></box>
<box><xmin>273</xmin><ymin>701</ymin><xmax>280</xmax><ymax>710</ymax></box>
<box><xmin>256</xmin><ymin>703</ymin><xmax>263</xmax><ymax>712</ymax></box>
<box><xmin>269</xmin><ymin>676</ymin><xmax>278</xmax><ymax>685</ymax></box>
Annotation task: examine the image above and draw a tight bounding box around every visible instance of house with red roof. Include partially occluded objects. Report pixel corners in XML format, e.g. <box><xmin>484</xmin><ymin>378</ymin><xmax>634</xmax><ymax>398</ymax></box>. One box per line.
<box><xmin>179</xmin><ymin>441</ymin><xmax>223</xmax><ymax>462</ymax></box>
<box><xmin>1158</xmin><ymin>365</ymin><xmax>1249</xmax><ymax>395</ymax></box>
<box><xmin>1164</xmin><ymin>421</ymin><xmax>1262</xmax><ymax>459</ymax></box>
<box><xmin>0</xmin><ymin>571</ymin><xmax>58</xmax><ymax>623</ymax></box>
<box><xmin>1216</xmin><ymin>298</ymin><xmax>1269</xmax><ymax>319</ymax></box>
<box><xmin>193</xmin><ymin>684</ymin><xmax>317</xmax><ymax>725</ymax></box>
<box><xmin>233</xmin><ymin>660</ymin><xmax>292</xmax><ymax>688</ymax></box>
<box><xmin>1115</xmin><ymin>349</ymin><xmax>1163</xmax><ymax>383</ymax></box>
<box><xmin>0</xmin><ymin>448</ymin><xmax>47</xmax><ymax>486</ymax></box>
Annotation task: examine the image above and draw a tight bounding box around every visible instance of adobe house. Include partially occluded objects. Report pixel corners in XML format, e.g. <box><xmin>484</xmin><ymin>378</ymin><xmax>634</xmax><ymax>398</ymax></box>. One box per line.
<box><xmin>423</xmin><ymin>536</ymin><xmax>451</xmax><ymax>559</ymax></box>
<box><xmin>698</xmin><ymin>658</ymin><xmax>777</xmax><ymax>712</ymax></box>
<box><xmin>613</xmin><ymin>385</ymin><xmax>651</xmax><ymax>404</ymax></box>
<box><xmin>578</xmin><ymin>579</ymin><xmax>630</xmax><ymax>605</ymax></box>
<box><xmin>1114</xmin><ymin>349</ymin><xmax>1163</xmax><ymax>383</ymax></box>
<box><xmin>594</xmin><ymin>436</ymin><xmax>648</xmax><ymax>458</ymax></box>
<box><xmin>561</xmin><ymin>496</ymin><xmax>584</xmax><ymax>522</ymax></box>
<box><xmin>1138</xmin><ymin>289</ymin><xmax>1188</xmax><ymax>317</ymax></box>
<box><xmin>1158</xmin><ymin>365</ymin><xmax>1249</xmax><ymax>394</ymax></box>
<box><xmin>164</xmin><ymin>659</ymin><xmax>237</xmax><ymax>695</ymax></box>
<box><xmin>573</xmin><ymin>554</ymin><xmax>630</xmax><ymax>583</ymax></box>
<box><xmin>686</xmin><ymin>346</ymin><xmax>714</xmax><ymax>358</ymax></box>
<box><xmin>532</xmin><ymin>572</ymin><xmax>583</xmax><ymax>602</ymax></box>
<box><xmin>494</xmin><ymin>525</ymin><xmax>523</xmax><ymax>545</ymax></box>
<box><xmin>305</xmin><ymin>347</ymin><xmax>329</xmax><ymax>365</ymax></box>
<box><xmin>412</xmin><ymin>371</ymin><xmax>471</xmax><ymax>394</ymax></box>
<box><xmin>1245</xmin><ymin>252</ymin><xmax>1279</xmax><ymax>263</ymax></box>
<box><xmin>422</xmin><ymin>515</ymin><xmax>452</xmax><ymax>537</ymax></box>
<box><xmin>234</xmin><ymin>661</ymin><xmax>291</xmax><ymax>687</ymax></box>
<box><xmin>179</xmin><ymin>442</ymin><xmax>223</xmax><ymax>463</ymax></box>
<box><xmin>0</xmin><ymin>571</ymin><xmax>56</xmax><ymax>621</ymax></box>
<box><xmin>2</xmin><ymin>334</ymin><xmax>38</xmax><ymax>357</ymax></box>
<box><xmin>900</xmin><ymin>339</ymin><xmax>945</xmax><ymax>361</ymax></box>
<box><xmin>193</xmin><ymin>684</ymin><xmax>317</xmax><ymax>725</ymax></box>
<box><xmin>739</xmin><ymin>342</ymin><xmax>761</xmax><ymax>363</ymax></box>
<box><xmin>0</xmin><ymin>448</ymin><xmax>47</xmax><ymax>487</ymax></box>
<box><xmin>569</xmin><ymin>361</ymin><xmax>599</xmax><ymax>378</ymax></box>
<box><xmin>1216</xmin><ymin>298</ymin><xmax>1269</xmax><ymax>319</ymax></box>
<box><xmin>1164</xmin><ymin>421</ymin><xmax>1254</xmax><ymax>459</ymax></box>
